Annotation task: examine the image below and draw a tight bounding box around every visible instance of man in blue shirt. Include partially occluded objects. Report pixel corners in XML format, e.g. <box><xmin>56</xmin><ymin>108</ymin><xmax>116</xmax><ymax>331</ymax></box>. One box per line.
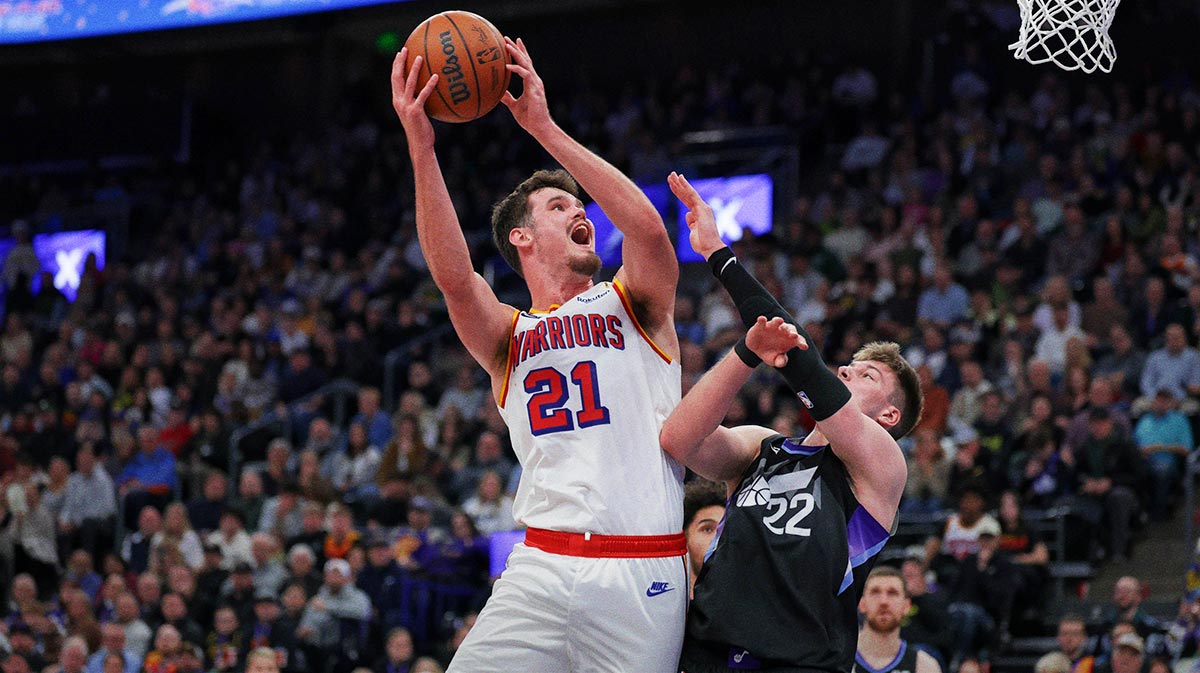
<box><xmin>117</xmin><ymin>425</ymin><xmax>178</xmax><ymax>529</ymax></box>
<box><xmin>917</xmin><ymin>263</ymin><xmax>970</xmax><ymax>329</ymax></box>
<box><xmin>1136</xmin><ymin>323</ymin><xmax>1200</xmax><ymax>416</ymax></box>
<box><xmin>1133</xmin><ymin>388</ymin><xmax>1194</xmax><ymax>520</ymax></box>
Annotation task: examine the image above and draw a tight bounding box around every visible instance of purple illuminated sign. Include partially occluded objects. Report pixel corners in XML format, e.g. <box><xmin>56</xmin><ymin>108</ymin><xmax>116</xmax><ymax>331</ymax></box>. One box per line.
<box><xmin>676</xmin><ymin>174</ymin><xmax>774</xmax><ymax>263</ymax></box>
<box><xmin>585</xmin><ymin>183</ymin><xmax>671</xmax><ymax>268</ymax></box>
<box><xmin>488</xmin><ymin>529</ymin><xmax>524</xmax><ymax>578</ymax></box>
<box><xmin>0</xmin><ymin>230</ymin><xmax>105</xmax><ymax>303</ymax></box>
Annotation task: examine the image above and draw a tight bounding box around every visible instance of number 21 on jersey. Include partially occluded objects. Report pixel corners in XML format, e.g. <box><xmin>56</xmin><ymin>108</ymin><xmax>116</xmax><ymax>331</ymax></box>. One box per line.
<box><xmin>524</xmin><ymin>361</ymin><xmax>611</xmax><ymax>436</ymax></box>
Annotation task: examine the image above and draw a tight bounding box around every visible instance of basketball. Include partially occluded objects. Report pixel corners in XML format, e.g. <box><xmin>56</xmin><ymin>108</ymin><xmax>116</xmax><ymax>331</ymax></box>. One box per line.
<box><xmin>403</xmin><ymin>11</ymin><xmax>511</xmax><ymax>123</ymax></box>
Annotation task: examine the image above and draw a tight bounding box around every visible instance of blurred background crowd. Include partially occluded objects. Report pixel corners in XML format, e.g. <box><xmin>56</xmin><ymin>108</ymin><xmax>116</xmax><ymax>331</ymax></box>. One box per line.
<box><xmin>2</xmin><ymin>1</ymin><xmax>1200</xmax><ymax>672</ymax></box>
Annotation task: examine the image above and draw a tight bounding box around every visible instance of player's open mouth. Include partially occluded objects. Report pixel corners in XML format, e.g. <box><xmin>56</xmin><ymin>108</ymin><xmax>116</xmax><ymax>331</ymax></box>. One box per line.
<box><xmin>570</xmin><ymin>222</ymin><xmax>591</xmax><ymax>246</ymax></box>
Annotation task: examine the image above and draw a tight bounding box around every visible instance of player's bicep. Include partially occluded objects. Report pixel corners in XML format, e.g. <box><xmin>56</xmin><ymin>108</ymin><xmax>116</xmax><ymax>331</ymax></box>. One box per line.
<box><xmin>443</xmin><ymin>273</ymin><xmax>516</xmax><ymax>375</ymax></box>
<box><xmin>681</xmin><ymin>425</ymin><xmax>773</xmax><ymax>485</ymax></box>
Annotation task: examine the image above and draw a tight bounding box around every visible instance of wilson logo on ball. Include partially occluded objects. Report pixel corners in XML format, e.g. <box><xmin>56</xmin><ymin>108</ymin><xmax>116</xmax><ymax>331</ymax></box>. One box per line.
<box><xmin>404</xmin><ymin>11</ymin><xmax>511</xmax><ymax>123</ymax></box>
<box><xmin>437</xmin><ymin>31</ymin><xmax>470</xmax><ymax>104</ymax></box>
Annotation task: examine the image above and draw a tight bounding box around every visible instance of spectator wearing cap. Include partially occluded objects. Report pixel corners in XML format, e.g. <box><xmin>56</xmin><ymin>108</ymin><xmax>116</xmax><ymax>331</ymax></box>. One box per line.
<box><xmin>85</xmin><ymin>624</ymin><xmax>139</xmax><ymax>673</ymax></box>
<box><xmin>188</xmin><ymin>473</ymin><xmax>230</xmax><ymax>536</ymax></box>
<box><xmin>943</xmin><ymin>517</ymin><xmax>1017</xmax><ymax>665</ymax></box>
<box><xmin>244</xmin><ymin>594</ymin><xmax>296</xmax><ymax>673</ymax></box>
<box><xmin>58</xmin><ymin>443</ymin><xmax>118</xmax><ymax>563</ymax></box>
<box><xmin>278</xmin><ymin>350</ymin><xmax>326</xmax><ymax>405</ymax></box>
<box><xmin>206</xmin><ymin>510</ymin><xmax>253</xmax><ymax>571</ymax></box>
<box><xmin>219</xmin><ymin>563</ymin><xmax>257</xmax><ymax>626</ymax></box>
<box><xmin>947</xmin><ymin>424</ymin><xmax>997</xmax><ymax>501</ymax></box>
<box><xmin>1137</xmin><ymin>323</ymin><xmax>1200</xmax><ymax>416</ymax></box>
<box><xmin>393</xmin><ymin>497</ymin><xmax>446</xmax><ymax>573</ymax></box>
<box><xmin>117</xmin><ymin>427</ymin><xmax>178</xmax><ymax>530</ymax></box>
<box><xmin>357</xmin><ymin>533</ymin><xmax>403</xmax><ymax>612</ymax></box>
<box><xmin>1109</xmin><ymin>633</ymin><xmax>1146</xmax><ymax>673</ymax></box>
<box><xmin>1133</xmin><ymin>388</ymin><xmax>1194</xmax><ymax>520</ymax></box>
<box><xmin>295</xmin><ymin>559</ymin><xmax>370</xmax><ymax>651</ymax></box>
<box><xmin>1069</xmin><ymin>407</ymin><xmax>1143</xmax><ymax>563</ymax></box>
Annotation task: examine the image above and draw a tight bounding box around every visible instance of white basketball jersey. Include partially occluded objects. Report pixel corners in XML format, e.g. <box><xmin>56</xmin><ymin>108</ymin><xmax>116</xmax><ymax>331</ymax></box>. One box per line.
<box><xmin>498</xmin><ymin>280</ymin><xmax>684</xmax><ymax>535</ymax></box>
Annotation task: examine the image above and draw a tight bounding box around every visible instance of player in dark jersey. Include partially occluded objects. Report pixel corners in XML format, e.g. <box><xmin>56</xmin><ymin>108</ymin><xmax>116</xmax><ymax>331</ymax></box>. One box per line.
<box><xmin>854</xmin><ymin>567</ymin><xmax>942</xmax><ymax>673</ymax></box>
<box><xmin>661</xmin><ymin>173</ymin><xmax>923</xmax><ymax>673</ymax></box>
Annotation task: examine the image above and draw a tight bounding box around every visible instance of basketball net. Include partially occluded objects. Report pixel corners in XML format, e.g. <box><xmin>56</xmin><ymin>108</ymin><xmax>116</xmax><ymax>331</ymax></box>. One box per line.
<box><xmin>1009</xmin><ymin>0</ymin><xmax>1120</xmax><ymax>73</ymax></box>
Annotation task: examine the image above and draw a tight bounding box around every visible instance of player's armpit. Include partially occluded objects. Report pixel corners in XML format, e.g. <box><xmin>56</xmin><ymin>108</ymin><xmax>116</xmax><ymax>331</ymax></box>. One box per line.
<box><xmin>668</xmin><ymin>425</ymin><xmax>773</xmax><ymax>485</ymax></box>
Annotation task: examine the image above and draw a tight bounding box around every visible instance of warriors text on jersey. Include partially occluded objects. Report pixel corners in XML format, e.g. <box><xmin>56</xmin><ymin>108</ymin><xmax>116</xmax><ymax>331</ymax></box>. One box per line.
<box><xmin>685</xmin><ymin>434</ymin><xmax>892</xmax><ymax>672</ymax></box>
<box><xmin>852</xmin><ymin>640</ymin><xmax>919</xmax><ymax>673</ymax></box>
<box><xmin>498</xmin><ymin>280</ymin><xmax>684</xmax><ymax>535</ymax></box>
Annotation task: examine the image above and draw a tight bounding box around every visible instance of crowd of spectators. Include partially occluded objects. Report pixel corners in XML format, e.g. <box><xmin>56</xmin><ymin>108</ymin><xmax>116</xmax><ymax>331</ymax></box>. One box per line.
<box><xmin>0</xmin><ymin>2</ymin><xmax>1199</xmax><ymax>672</ymax></box>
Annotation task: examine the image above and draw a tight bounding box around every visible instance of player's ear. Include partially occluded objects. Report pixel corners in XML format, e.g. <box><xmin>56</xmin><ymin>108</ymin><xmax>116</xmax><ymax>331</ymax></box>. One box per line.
<box><xmin>509</xmin><ymin>226</ymin><xmax>532</xmax><ymax>250</ymax></box>
<box><xmin>877</xmin><ymin>404</ymin><xmax>900</xmax><ymax>429</ymax></box>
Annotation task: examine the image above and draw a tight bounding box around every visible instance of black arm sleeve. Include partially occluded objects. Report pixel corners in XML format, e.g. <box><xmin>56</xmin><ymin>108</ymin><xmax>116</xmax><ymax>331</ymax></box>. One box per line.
<box><xmin>707</xmin><ymin>247</ymin><xmax>851</xmax><ymax>420</ymax></box>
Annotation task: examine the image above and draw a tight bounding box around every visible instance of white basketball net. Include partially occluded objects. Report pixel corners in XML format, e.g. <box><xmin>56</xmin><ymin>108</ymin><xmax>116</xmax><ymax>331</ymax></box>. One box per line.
<box><xmin>1009</xmin><ymin>0</ymin><xmax>1120</xmax><ymax>73</ymax></box>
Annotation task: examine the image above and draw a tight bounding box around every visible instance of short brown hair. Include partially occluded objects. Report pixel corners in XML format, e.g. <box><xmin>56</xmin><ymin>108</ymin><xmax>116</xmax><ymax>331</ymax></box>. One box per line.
<box><xmin>490</xmin><ymin>169</ymin><xmax>580</xmax><ymax>277</ymax></box>
<box><xmin>865</xmin><ymin>565</ymin><xmax>908</xmax><ymax>597</ymax></box>
<box><xmin>853</xmin><ymin>341</ymin><xmax>923</xmax><ymax>439</ymax></box>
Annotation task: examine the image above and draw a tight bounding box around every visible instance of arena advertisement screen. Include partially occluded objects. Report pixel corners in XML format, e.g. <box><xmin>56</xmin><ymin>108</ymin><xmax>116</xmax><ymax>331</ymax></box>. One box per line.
<box><xmin>0</xmin><ymin>230</ymin><xmax>105</xmax><ymax>302</ymax></box>
<box><xmin>488</xmin><ymin>529</ymin><xmax>524</xmax><ymax>578</ymax></box>
<box><xmin>0</xmin><ymin>0</ymin><xmax>399</xmax><ymax>44</ymax></box>
<box><xmin>675</xmin><ymin>174</ymin><xmax>774</xmax><ymax>263</ymax></box>
<box><xmin>584</xmin><ymin>183</ymin><xmax>671</xmax><ymax>268</ymax></box>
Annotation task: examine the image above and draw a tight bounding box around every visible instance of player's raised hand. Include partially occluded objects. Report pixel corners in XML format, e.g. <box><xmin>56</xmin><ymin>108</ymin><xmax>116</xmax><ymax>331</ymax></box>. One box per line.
<box><xmin>500</xmin><ymin>37</ymin><xmax>553</xmax><ymax>135</ymax></box>
<box><xmin>668</xmin><ymin>172</ymin><xmax>725</xmax><ymax>259</ymax></box>
<box><xmin>745</xmin><ymin>316</ymin><xmax>808</xmax><ymax>367</ymax></box>
<box><xmin>391</xmin><ymin>48</ymin><xmax>439</xmax><ymax>149</ymax></box>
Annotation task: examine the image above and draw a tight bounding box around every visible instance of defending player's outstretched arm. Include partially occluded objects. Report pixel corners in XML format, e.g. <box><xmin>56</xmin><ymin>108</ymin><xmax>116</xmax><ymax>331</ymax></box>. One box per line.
<box><xmin>392</xmin><ymin>49</ymin><xmax>514</xmax><ymax>381</ymax></box>
<box><xmin>501</xmin><ymin>37</ymin><xmax>678</xmax><ymax>351</ymax></box>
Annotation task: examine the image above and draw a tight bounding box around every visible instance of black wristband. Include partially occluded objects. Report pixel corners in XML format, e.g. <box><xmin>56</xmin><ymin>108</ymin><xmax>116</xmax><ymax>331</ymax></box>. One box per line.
<box><xmin>733</xmin><ymin>338</ymin><xmax>761</xmax><ymax>368</ymax></box>
<box><xmin>707</xmin><ymin>246</ymin><xmax>737</xmax><ymax>279</ymax></box>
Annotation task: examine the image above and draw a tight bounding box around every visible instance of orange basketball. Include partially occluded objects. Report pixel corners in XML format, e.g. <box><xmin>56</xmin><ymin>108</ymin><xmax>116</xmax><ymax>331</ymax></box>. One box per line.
<box><xmin>403</xmin><ymin>11</ymin><xmax>511</xmax><ymax>123</ymax></box>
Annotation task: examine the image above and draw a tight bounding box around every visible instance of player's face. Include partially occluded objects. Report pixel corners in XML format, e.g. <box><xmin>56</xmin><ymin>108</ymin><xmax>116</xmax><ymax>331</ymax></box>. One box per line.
<box><xmin>685</xmin><ymin>504</ymin><xmax>725</xmax><ymax>575</ymax></box>
<box><xmin>524</xmin><ymin>187</ymin><xmax>601</xmax><ymax>277</ymax></box>
<box><xmin>859</xmin><ymin>576</ymin><xmax>909</xmax><ymax>634</ymax></box>
<box><xmin>838</xmin><ymin>361</ymin><xmax>900</xmax><ymax>428</ymax></box>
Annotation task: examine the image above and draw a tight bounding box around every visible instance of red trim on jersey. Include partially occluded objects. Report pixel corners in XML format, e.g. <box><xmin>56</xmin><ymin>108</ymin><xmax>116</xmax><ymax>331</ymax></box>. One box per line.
<box><xmin>497</xmin><ymin>310</ymin><xmax>521</xmax><ymax>409</ymax></box>
<box><xmin>611</xmin><ymin>279</ymin><xmax>672</xmax><ymax>364</ymax></box>
<box><xmin>524</xmin><ymin>528</ymin><xmax>685</xmax><ymax>558</ymax></box>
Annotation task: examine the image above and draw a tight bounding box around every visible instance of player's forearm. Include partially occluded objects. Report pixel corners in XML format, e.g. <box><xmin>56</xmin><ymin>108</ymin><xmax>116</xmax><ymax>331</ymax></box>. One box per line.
<box><xmin>708</xmin><ymin>247</ymin><xmax>851</xmax><ymax>420</ymax></box>
<box><xmin>660</xmin><ymin>350</ymin><xmax>753</xmax><ymax>458</ymax></box>
<box><xmin>410</xmin><ymin>148</ymin><xmax>475</xmax><ymax>296</ymax></box>
<box><xmin>530</xmin><ymin>122</ymin><xmax>663</xmax><ymax>238</ymax></box>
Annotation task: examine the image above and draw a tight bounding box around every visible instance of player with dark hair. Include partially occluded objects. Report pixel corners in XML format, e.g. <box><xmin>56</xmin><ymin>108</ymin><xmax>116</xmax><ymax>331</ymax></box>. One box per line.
<box><xmin>683</xmin><ymin>480</ymin><xmax>727</xmax><ymax>597</ymax></box>
<box><xmin>854</xmin><ymin>567</ymin><xmax>942</xmax><ymax>673</ymax></box>
<box><xmin>392</xmin><ymin>39</ymin><xmax>686</xmax><ymax>673</ymax></box>
<box><xmin>660</xmin><ymin>173</ymin><xmax>922</xmax><ymax>673</ymax></box>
